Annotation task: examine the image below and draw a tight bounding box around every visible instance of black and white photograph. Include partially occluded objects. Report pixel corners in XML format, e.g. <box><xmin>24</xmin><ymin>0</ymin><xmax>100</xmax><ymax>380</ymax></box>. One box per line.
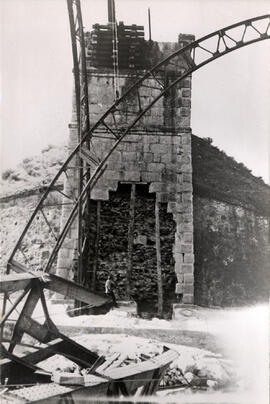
<box><xmin>0</xmin><ymin>1</ymin><xmax>269</xmax><ymax>403</ymax></box>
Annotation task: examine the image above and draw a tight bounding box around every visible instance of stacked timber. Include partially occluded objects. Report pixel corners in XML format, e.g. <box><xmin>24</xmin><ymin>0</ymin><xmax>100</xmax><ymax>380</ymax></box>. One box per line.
<box><xmin>86</xmin><ymin>22</ymin><xmax>146</xmax><ymax>69</ymax></box>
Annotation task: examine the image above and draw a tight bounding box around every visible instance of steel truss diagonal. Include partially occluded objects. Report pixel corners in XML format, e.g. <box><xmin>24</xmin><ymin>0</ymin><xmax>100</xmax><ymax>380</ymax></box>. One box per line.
<box><xmin>3</xmin><ymin>14</ymin><xmax>270</xmax><ymax>306</ymax></box>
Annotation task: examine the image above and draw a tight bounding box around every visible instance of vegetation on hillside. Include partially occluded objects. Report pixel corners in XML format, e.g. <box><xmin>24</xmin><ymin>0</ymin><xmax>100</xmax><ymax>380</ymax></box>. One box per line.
<box><xmin>192</xmin><ymin>135</ymin><xmax>270</xmax><ymax>217</ymax></box>
<box><xmin>0</xmin><ymin>144</ymin><xmax>67</xmax><ymax>197</ymax></box>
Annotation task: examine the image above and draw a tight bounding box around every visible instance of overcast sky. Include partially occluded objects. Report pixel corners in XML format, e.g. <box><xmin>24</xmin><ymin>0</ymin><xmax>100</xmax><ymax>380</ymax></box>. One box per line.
<box><xmin>1</xmin><ymin>0</ymin><xmax>269</xmax><ymax>182</ymax></box>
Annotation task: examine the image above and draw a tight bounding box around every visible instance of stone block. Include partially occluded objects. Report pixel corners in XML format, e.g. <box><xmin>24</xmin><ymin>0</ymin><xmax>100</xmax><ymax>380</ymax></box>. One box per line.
<box><xmin>149</xmin><ymin>182</ymin><xmax>164</xmax><ymax>193</ymax></box>
<box><xmin>183</xmin><ymin>173</ymin><xmax>192</xmax><ymax>182</ymax></box>
<box><xmin>175</xmin><ymin>263</ymin><xmax>193</xmax><ymax>275</ymax></box>
<box><xmin>108</xmin><ymin>151</ymin><xmax>122</xmax><ymax>164</ymax></box>
<box><xmin>180</xmin><ymin>164</ymin><xmax>192</xmax><ymax>173</ymax></box>
<box><xmin>147</xmin><ymin>135</ymin><xmax>160</xmax><ymax>144</ymax></box>
<box><xmin>107</xmin><ymin>179</ymin><xmax>118</xmax><ymax>192</ymax></box>
<box><xmin>91</xmin><ymin>188</ymin><xmax>109</xmax><ymax>200</ymax></box>
<box><xmin>177</xmin><ymin>223</ymin><xmax>193</xmax><ymax>233</ymax></box>
<box><xmin>181</xmin><ymin>88</ymin><xmax>191</xmax><ymax>99</ymax></box>
<box><xmin>147</xmin><ymin>163</ymin><xmax>165</xmax><ymax>172</ymax></box>
<box><xmin>181</xmin><ymin>155</ymin><xmax>191</xmax><ymax>165</ymax></box>
<box><xmin>182</xmin><ymin>98</ymin><xmax>191</xmax><ymax>107</ymax></box>
<box><xmin>182</xmin><ymin>213</ymin><xmax>193</xmax><ymax>223</ymax></box>
<box><xmin>176</xmin><ymin>145</ymin><xmax>183</xmax><ymax>154</ymax></box>
<box><xmin>56</xmin><ymin>266</ymin><xmax>69</xmax><ymax>279</ymax></box>
<box><xmin>178</xmin><ymin>115</ymin><xmax>191</xmax><ymax>127</ymax></box>
<box><xmin>174</xmin><ymin>252</ymin><xmax>184</xmax><ymax>264</ymax></box>
<box><xmin>184</xmin><ymin>253</ymin><xmax>195</xmax><ymax>264</ymax></box>
<box><xmin>138</xmin><ymin>161</ymin><xmax>148</xmax><ymax>171</ymax></box>
<box><xmin>179</xmin><ymin>243</ymin><xmax>193</xmax><ymax>253</ymax></box>
<box><xmin>161</xmin><ymin>171</ymin><xmax>177</xmax><ymax>183</ymax></box>
<box><xmin>182</xmin><ymin>202</ymin><xmax>193</xmax><ymax>213</ymax></box>
<box><xmin>62</xmin><ymin>238</ymin><xmax>74</xmax><ymax>249</ymax></box>
<box><xmin>183</xmin><ymin>233</ymin><xmax>193</xmax><ymax>243</ymax></box>
<box><xmin>182</xmin><ymin>293</ymin><xmax>194</xmax><ymax>304</ymax></box>
<box><xmin>160</xmin><ymin>136</ymin><xmax>172</xmax><ymax>144</ymax></box>
<box><xmin>182</xmin><ymin>144</ymin><xmax>192</xmax><ymax>152</ymax></box>
<box><xmin>122</xmin><ymin>171</ymin><xmax>140</xmax><ymax>182</ymax></box>
<box><xmin>153</xmin><ymin>154</ymin><xmax>161</xmax><ymax>163</ymax></box>
<box><xmin>143</xmin><ymin>143</ymin><xmax>150</xmax><ymax>152</ymax></box>
<box><xmin>183</xmin><ymin>283</ymin><xmax>194</xmax><ymax>294</ymax></box>
<box><xmin>180</xmin><ymin>107</ymin><xmax>191</xmax><ymax>118</ymax></box>
<box><xmin>150</xmin><ymin>144</ymin><xmax>168</xmax><ymax>154</ymax></box>
<box><xmin>165</xmin><ymin>163</ymin><xmax>179</xmax><ymax>172</ymax></box>
<box><xmin>58</xmin><ymin>248</ymin><xmax>70</xmax><ymax>259</ymax></box>
<box><xmin>182</xmin><ymin>78</ymin><xmax>191</xmax><ymax>88</ymax></box>
<box><xmin>167</xmin><ymin>202</ymin><xmax>183</xmax><ymax>213</ymax></box>
<box><xmin>121</xmin><ymin>161</ymin><xmax>138</xmax><ymax>171</ymax></box>
<box><xmin>182</xmin><ymin>264</ymin><xmax>193</xmax><ymax>274</ymax></box>
<box><xmin>175</xmin><ymin>282</ymin><xmax>184</xmax><ymax>294</ymax></box>
<box><xmin>103</xmin><ymin>170</ymin><xmax>120</xmax><ymax>181</ymax></box>
<box><xmin>160</xmin><ymin>154</ymin><xmax>173</xmax><ymax>164</ymax></box>
<box><xmin>143</xmin><ymin>153</ymin><xmax>154</xmax><ymax>163</ymax></box>
<box><xmin>176</xmin><ymin>273</ymin><xmax>184</xmax><ymax>283</ymax></box>
<box><xmin>141</xmin><ymin>171</ymin><xmax>162</xmax><ymax>183</ymax></box>
<box><xmin>125</xmin><ymin>134</ymin><xmax>140</xmax><ymax>142</ymax></box>
<box><xmin>158</xmin><ymin>192</ymin><xmax>170</xmax><ymax>203</ymax></box>
<box><xmin>122</xmin><ymin>152</ymin><xmax>137</xmax><ymax>162</ymax></box>
<box><xmin>182</xmin><ymin>192</ymin><xmax>192</xmax><ymax>202</ymax></box>
<box><xmin>181</xmin><ymin>134</ymin><xmax>191</xmax><ymax>145</ymax></box>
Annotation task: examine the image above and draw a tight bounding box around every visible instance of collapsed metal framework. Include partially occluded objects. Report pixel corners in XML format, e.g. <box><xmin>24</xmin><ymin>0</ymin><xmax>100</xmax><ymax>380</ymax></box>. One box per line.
<box><xmin>0</xmin><ymin>9</ymin><xmax>269</xmax><ymax>400</ymax></box>
<box><xmin>0</xmin><ymin>272</ymin><xmax>109</xmax><ymax>382</ymax></box>
<box><xmin>1</xmin><ymin>14</ymin><xmax>269</xmax><ymax>325</ymax></box>
<box><xmin>4</xmin><ymin>14</ymin><xmax>269</xmax><ymax>282</ymax></box>
<box><xmin>0</xmin><ymin>272</ymin><xmax>177</xmax><ymax>400</ymax></box>
<box><xmin>67</xmin><ymin>0</ymin><xmax>91</xmax><ymax>288</ymax></box>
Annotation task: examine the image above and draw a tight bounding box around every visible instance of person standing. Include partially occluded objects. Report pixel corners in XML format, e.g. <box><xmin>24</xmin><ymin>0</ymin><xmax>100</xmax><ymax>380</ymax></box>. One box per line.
<box><xmin>105</xmin><ymin>274</ymin><xmax>118</xmax><ymax>307</ymax></box>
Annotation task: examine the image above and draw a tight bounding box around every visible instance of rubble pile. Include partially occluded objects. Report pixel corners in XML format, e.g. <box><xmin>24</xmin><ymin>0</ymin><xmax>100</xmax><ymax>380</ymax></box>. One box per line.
<box><xmin>39</xmin><ymin>334</ymin><xmax>238</xmax><ymax>391</ymax></box>
<box><xmin>161</xmin><ymin>352</ymin><xmax>236</xmax><ymax>390</ymax></box>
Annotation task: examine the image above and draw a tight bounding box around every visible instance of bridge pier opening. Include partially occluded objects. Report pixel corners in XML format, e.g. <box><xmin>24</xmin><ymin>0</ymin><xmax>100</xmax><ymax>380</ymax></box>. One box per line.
<box><xmin>56</xmin><ymin>28</ymin><xmax>196</xmax><ymax>310</ymax></box>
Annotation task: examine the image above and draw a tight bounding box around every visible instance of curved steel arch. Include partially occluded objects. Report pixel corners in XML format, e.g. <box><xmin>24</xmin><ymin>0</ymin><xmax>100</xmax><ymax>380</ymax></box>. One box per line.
<box><xmin>6</xmin><ymin>14</ymin><xmax>270</xmax><ymax>278</ymax></box>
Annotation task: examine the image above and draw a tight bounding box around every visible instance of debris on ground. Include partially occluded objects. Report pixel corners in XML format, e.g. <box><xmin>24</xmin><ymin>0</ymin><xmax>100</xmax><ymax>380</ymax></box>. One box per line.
<box><xmin>39</xmin><ymin>334</ymin><xmax>238</xmax><ymax>392</ymax></box>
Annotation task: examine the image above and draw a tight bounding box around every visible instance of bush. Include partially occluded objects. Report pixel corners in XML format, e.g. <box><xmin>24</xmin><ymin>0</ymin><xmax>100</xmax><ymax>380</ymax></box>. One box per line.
<box><xmin>202</xmin><ymin>137</ymin><xmax>213</xmax><ymax>144</ymax></box>
<box><xmin>2</xmin><ymin>169</ymin><xmax>14</xmax><ymax>180</ymax></box>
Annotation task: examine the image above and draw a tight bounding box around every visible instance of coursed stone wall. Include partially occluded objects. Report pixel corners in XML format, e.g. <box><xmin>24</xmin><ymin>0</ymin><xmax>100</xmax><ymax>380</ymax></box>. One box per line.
<box><xmin>56</xmin><ymin>36</ymin><xmax>195</xmax><ymax>304</ymax></box>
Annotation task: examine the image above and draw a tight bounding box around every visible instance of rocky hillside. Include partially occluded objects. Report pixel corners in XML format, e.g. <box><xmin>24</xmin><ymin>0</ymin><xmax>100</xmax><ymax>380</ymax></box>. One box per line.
<box><xmin>192</xmin><ymin>135</ymin><xmax>270</xmax><ymax>217</ymax></box>
<box><xmin>0</xmin><ymin>144</ymin><xmax>67</xmax><ymax>198</ymax></box>
<box><xmin>0</xmin><ymin>145</ymin><xmax>67</xmax><ymax>272</ymax></box>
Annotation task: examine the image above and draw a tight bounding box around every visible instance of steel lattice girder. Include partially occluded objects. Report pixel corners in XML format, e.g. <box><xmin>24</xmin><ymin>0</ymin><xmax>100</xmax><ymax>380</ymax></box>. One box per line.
<box><xmin>4</xmin><ymin>14</ymin><xmax>270</xmax><ymax>285</ymax></box>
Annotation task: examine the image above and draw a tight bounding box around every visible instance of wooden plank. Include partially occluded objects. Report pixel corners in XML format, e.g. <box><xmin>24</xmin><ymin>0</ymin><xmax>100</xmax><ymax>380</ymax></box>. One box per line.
<box><xmin>155</xmin><ymin>199</ymin><xmax>163</xmax><ymax>317</ymax></box>
<box><xmin>102</xmin><ymin>349</ymin><xmax>178</xmax><ymax>380</ymax></box>
<box><xmin>53</xmin><ymin>372</ymin><xmax>84</xmax><ymax>385</ymax></box>
<box><xmin>91</xmin><ymin>201</ymin><xmax>101</xmax><ymax>291</ymax></box>
<box><xmin>126</xmin><ymin>184</ymin><xmax>136</xmax><ymax>299</ymax></box>
<box><xmin>95</xmin><ymin>352</ymin><xmax>120</xmax><ymax>373</ymax></box>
